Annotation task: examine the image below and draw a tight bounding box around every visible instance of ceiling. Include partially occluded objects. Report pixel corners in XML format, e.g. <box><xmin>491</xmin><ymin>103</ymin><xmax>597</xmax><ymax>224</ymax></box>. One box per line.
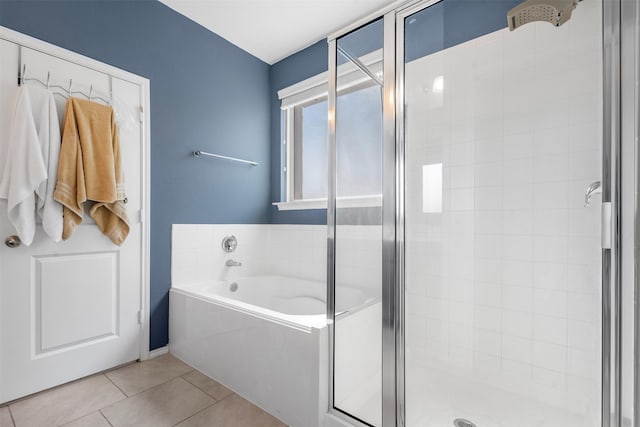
<box><xmin>159</xmin><ymin>0</ymin><xmax>397</xmax><ymax>64</ymax></box>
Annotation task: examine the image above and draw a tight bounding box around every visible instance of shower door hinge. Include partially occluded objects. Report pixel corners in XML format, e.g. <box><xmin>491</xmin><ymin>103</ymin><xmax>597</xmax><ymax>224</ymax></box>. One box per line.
<box><xmin>601</xmin><ymin>202</ymin><xmax>612</xmax><ymax>249</ymax></box>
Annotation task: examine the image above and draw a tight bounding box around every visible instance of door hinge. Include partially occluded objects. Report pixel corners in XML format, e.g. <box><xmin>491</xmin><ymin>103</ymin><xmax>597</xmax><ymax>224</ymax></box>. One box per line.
<box><xmin>601</xmin><ymin>202</ymin><xmax>612</xmax><ymax>249</ymax></box>
<box><xmin>137</xmin><ymin>310</ymin><xmax>142</xmax><ymax>325</ymax></box>
<box><xmin>139</xmin><ymin>106</ymin><xmax>144</xmax><ymax>123</ymax></box>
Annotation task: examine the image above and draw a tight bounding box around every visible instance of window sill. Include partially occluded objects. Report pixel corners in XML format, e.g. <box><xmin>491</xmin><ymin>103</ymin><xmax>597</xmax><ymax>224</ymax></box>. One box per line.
<box><xmin>273</xmin><ymin>195</ymin><xmax>382</xmax><ymax>211</ymax></box>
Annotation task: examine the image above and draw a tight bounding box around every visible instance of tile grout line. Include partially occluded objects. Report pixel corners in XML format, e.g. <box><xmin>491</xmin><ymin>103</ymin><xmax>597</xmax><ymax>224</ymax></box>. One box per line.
<box><xmin>170</xmin><ymin>393</ymin><xmax>236</xmax><ymax>427</ymax></box>
<box><xmin>98</xmin><ymin>410</ymin><xmax>114</xmax><ymax>427</ymax></box>
<box><xmin>102</xmin><ymin>373</ymin><xmax>129</xmax><ymax>399</ymax></box>
<box><xmin>8</xmin><ymin>405</ymin><xmax>16</xmax><ymax>427</ymax></box>
<box><xmin>180</xmin><ymin>371</ymin><xmax>229</xmax><ymax>402</ymax></box>
<box><xmin>104</xmin><ymin>363</ymin><xmax>194</xmax><ymax>399</ymax></box>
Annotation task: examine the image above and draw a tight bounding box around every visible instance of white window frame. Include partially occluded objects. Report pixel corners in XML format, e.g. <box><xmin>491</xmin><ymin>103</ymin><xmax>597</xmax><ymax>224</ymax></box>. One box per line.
<box><xmin>273</xmin><ymin>49</ymin><xmax>384</xmax><ymax>211</ymax></box>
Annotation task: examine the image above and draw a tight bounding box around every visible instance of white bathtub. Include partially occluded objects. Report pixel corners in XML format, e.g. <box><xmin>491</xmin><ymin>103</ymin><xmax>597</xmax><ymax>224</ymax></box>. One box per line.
<box><xmin>170</xmin><ymin>275</ymin><xmax>370</xmax><ymax>427</ymax></box>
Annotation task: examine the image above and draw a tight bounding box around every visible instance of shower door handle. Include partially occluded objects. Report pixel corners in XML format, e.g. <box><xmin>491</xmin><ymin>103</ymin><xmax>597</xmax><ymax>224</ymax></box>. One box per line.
<box><xmin>584</xmin><ymin>181</ymin><xmax>602</xmax><ymax>207</ymax></box>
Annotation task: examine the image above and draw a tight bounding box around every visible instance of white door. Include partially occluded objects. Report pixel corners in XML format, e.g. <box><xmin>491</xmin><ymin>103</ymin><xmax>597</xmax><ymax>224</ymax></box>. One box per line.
<box><xmin>0</xmin><ymin>37</ymin><xmax>146</xmax><ymax>403</ymax></box>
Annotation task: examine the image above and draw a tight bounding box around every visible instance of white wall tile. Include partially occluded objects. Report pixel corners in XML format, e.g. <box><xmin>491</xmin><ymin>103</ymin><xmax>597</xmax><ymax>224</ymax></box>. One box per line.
<box><xmin>533</xmin><ymin>155</ymin><xmax>569</xmax><ymax>183</ymax></box>
<box><xmin>533</xmin><ymin>341</ymin><xmax>567</xmax><ymax>372</ymax></box>
<box><xmin>503</xmin><ymin>310</ymin><xmax>533</xmax><ymax>339</ymax></box>
<box><xmin>533</xmin><ymin>289</ymin><xmax>567</xmax><ymax>317</ymax></box>
<box><xmin>533</xmin><ymin>366</ymin><xmax>566</xmax><ymax>391</ymax></box>
<box><xmin>533</xmin><ymin>315</ymin><xmax>568</xmax><ymax>346</ymax></box>
<box><xmin>503</xmin><ymin>287</ymin><xmax>533</xmax><ymax>312</ymax></box>
<box><xmin>503</xmin><ymin>185</ymin><xmax>533</xmax><ymax>210</ymax></box>
<box><xmin>450</xmin><ymin>324</ymin><xmax>474</xmax><ymax>349</ymax></box>
<box><xmin>533</xmin><ymin>263</ymin><xmax>568</xmax><ymax>290</ymax></box>
<box><xmin>567</xmin><ymin>348</ymin><xmax>596</xmax><ymax>379</ymax></box>
<box><xmin>449</xmin><ymin>301</ymin><xmax>475</xmax><ymax>326</ymax></box>
<box><xmin>534</xmin><ymin>181</ymin><xmax>569</xmax><ymax>209</ymax></box>
<box><xmin>503</xmin><ymin>335</ymin><xmax>533</xmax><ymax>364</ymax></box>
<box><xmin>474</xmin><ymin>259</ymin><xmax>503</xmax><ymax>284</ymax></box>
<box><xmin>503</xmin><ymin>158</ymin><xmax>534</xmax><ymax>185</ymax></box>
<box><xmin>503</xmin><ymin>210</ymin><xmax>533</xmax><ymax>235</ymax></box>
<box><xmin>503</xmin><ymin>133</ymin><xmax>534</xmax><ymax>160</ymax></box>
<box><xmin>568</xmin><ymin>320</ymin><xmax>595</xmax><ymax>351</ymax></box>
<box><xmin>503</xmin><ymin>259</ymin><xmax>534</xmax><ymax>287</ymax></box>
<box><xmin>475</xmin><ymin>162</ymin><xmax>503</xmax><ymax>187</ymax></box>
<box><xmin>475</xmin><ymin>187</ymin><xmax>503</xmax><ymax>211</ymax></box>
<box><xmin>475</xmin><ymin>305</ymin><xmax>501</xmax><ymax>332</ymax></box>
<box><xmin>568</xmin><ymin>293</ymin><xmax>596</xmax><ymax>322</ymax></box>
<box><xmin>503</xmin><ymin>359</ymin><xmax>533</xmax><ymax>380</ymax></box>
<box><xmin>475</xmin><ymin>234</ymin><xmax>502</xmax><ymax>259</ymax></box>
<box><xmin>475</xmin><ymin>329</ymin><xmax>502</xmax><ymax>357</ymax></box>
<box><xmin>534</xmin><ymin>127</ymin><xmax>569</xmax><ymax>156</ymax></box>
<box><xmin>502</xmin><ymin>236</ymin><xmax>534</xmax><ymax>261</ymax></box>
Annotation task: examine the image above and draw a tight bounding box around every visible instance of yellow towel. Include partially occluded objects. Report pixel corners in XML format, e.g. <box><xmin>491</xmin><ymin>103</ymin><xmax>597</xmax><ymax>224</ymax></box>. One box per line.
<box><xmin>53</xmin><ymin>97</ymin><xmax>129</xmax><ymax>245</ymax></box>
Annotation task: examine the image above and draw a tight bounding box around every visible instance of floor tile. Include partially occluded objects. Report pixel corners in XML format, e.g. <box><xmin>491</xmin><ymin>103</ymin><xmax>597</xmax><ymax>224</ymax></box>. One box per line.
<box><xmin>182</xmin><ymin>370</ymin><xmax>233</xmax><ymax>401</ymax></box>
<box><xmin>0</xmin><ymin>406</ymin><xmax>14</xmax><ymax>427</ymax></box>
<box><xmin>176</xmin><ymin>394</ymin><xmax>286</xmax><ymax>427</ymax></box>
<box><xmin>105</xmin><ymin>354</ymin><xmax>193</xmax><ymax>396</ymax></box>
<box><xmin>9</xmin><ymin>375</ymin><xmax>125</xmax><ymax>427</ymax></box>
<box><xmin>61</xmin><ymin>412</ymin><xmax>111</xmax><ymax>427</ymax></box>
<box><xmin>101</xmin><ymin>377</ymin><xmax>214</xmax><ymax>427</ymax></box>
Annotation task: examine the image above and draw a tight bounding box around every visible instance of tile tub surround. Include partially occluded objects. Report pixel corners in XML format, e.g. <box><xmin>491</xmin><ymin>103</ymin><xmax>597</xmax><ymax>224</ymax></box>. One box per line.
<box><xmin>172</xmin><ymin>224</ymin><xmax>382</xmax><ymax>294</ymax></box>
<box><xmin>0</xmin><ymin>354</ymin><xmax>284</xmax><ymax>427</ymax></box>
<box><xmin>404</xmin><ymin>0</ymin><xmax>602</xmax><ymax>422</ymax></box>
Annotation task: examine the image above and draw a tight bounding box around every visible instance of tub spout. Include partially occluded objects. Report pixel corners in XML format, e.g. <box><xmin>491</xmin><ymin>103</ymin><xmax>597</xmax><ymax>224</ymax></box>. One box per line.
<box><xmin>225</xmin><ymin>259</ymin><xmax>242</xmax><ymax>267</ymax></box>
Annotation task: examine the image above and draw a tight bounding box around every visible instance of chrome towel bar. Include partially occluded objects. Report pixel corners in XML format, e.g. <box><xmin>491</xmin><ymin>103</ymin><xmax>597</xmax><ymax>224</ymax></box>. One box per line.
<box><xmin>193</xmin><ymin>150</ymin><xmax>259</xmax><ymax>167</ymax></box>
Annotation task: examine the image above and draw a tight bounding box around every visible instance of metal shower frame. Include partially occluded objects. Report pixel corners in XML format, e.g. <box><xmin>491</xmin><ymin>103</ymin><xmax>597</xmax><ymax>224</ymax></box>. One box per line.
<box><xmin>326</xmin><ymin>0</ymin><xmax>634</xmax><ymax>425</ymax></box>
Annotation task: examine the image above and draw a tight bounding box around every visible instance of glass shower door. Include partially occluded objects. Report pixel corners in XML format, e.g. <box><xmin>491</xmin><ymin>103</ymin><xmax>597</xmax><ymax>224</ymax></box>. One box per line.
<box><xmin>330</xmin><ymin>18</ymin><xmax>385</xmax><ymax>426</ymax></box>
<box><xmin>401</xmin><ymin>1</ymin><xmax>604</xmax><ymax>426</ymax></box>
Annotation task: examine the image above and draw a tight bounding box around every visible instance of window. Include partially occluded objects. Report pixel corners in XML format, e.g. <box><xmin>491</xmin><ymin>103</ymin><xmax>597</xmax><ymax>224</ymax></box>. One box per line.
<box><xmin>275</xmin><ymin>50</ymin><xmax>383</xmax><ymax>211</ymax></box>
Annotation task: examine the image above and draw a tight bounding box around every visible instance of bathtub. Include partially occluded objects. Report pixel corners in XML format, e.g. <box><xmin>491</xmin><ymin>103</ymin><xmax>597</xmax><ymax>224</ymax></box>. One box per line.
<box><xmin>170</xmin><ymin>275</ymin><xmax>373</xmax><ymax>427</ymax></box>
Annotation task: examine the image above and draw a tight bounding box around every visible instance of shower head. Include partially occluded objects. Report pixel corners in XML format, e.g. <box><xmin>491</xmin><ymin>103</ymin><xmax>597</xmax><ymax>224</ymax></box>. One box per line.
<box><xmin>507</xmin><ymin>0</ymin><xmax>581</xmax><ymax>31</ymax></box>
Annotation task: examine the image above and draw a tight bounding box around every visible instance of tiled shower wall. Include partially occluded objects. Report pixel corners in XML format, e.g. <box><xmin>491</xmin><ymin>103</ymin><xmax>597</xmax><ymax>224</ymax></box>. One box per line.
<box><xmin>404</xmin><ymin>0</ymin><xmax>602</xmax><ymax>415</ymax></box>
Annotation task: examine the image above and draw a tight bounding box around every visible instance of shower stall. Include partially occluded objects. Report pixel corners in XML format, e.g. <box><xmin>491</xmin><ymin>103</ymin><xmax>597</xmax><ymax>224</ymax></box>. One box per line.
<box><xmin>326</xmin><ymin>0</ymin><xmax>638</xmax><ymax>426</ymax></box>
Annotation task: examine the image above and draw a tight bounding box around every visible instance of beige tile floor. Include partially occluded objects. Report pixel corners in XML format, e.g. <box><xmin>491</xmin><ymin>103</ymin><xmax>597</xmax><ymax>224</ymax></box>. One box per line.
<box><xmin>0</xmin><ymin>354</ymin><xmax>286</xmax><ymax>427</ymax></box>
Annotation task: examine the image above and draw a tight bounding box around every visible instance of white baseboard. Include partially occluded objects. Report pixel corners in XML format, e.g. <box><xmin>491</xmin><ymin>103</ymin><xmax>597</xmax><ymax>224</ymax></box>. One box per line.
<box><xmin>148</xmin><ymin>346</ymin><xmax>169</xmax><ymax>359</ymax></box>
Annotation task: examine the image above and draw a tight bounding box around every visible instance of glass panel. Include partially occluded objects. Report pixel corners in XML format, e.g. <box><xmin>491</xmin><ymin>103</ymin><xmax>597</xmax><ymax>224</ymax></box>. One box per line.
<box><xmin>333</xmin><ymin>17</ymin><xmax>384</xmax><ymax>426</ymax></box>
<box><xmin>297</xmin><ymin>99</ymin><xmax>329</xmax><ymax>199</ymax></box>
<box><xmin>336</xmin><ymin>84</ymin><xmax>383</xmax><ymax>198</ymax></box>
<box><xmin>403</xmin><ymin>1</ymin><xmax>603</xmax><ymax>427</ymax></box>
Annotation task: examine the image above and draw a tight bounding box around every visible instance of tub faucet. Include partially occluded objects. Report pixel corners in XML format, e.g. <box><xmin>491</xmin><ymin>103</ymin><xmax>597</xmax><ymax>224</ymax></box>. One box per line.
<box><xmin>225</xmin><ymin>259</ymin><xmax>242</xmax><ymax>267</ymax></box>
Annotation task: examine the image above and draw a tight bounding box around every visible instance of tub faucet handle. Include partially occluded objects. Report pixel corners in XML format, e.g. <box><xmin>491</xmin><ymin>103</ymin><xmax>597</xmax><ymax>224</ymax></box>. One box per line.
<box><xmin>226</xmin><ymin>259</ymin><xmax>242</xmax><ymax>267</ymax></box>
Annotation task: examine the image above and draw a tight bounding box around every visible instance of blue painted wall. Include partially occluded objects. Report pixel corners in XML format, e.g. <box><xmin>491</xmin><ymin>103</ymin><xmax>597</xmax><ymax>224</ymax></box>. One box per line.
<box><xmin>405</xmin><ymin>0</ymin><xmax>521</xmax><ymax>62</ymax></box>
<box><xmin>0</xmin><ymin>0</ymin><xmax>271</xmax><ymax>350</ymax></box>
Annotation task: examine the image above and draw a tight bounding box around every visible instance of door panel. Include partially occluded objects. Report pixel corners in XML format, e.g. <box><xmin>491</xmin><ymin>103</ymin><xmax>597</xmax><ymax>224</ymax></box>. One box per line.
<box><xmin>0</xmin><ymin>38</ymin><xmax>144</xmax><ymax>403</ymax></box>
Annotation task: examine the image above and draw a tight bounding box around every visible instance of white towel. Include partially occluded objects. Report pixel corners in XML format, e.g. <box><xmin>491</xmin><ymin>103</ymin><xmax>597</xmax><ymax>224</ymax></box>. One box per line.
<box><xmin>35</xmin><ymin>90</ymin><xmax>63</xmax><ymax>242</ymax></box>
<box><xmin>0</xmin><ymin>85</ymin><xmax>62</xmax><ymax>245</ymax></box>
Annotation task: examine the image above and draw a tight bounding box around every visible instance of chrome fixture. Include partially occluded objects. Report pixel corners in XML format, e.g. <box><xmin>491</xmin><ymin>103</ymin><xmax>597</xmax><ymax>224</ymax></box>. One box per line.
<box><xmin>229</xmin><ymin>282</ymin><xmax>239</xmax><ymax>292</ymax></box>
<box><xmin>585</xmin><ymin>180</ymin><xmax>602</xmax><ymax>207</ymax></box>
<box><xmin>4</xmin><ymin>235</ymin><xmax>21</xmax><ymax>248</ymax></box>
<box><xmin>193</xmin><ymin>150</ymin><xmax>259</xmax><ymax>167</ymax></box>
<box><xmin>221</xmin><ymin>235</ymin><xmax>237</xmax><ymax>253</ymax></box>
<box><xmin>507</xmin><ymin>0</ymin><xmax>582</xmax><ymax>31</ymax></box>
<box><xmin>225</xmin><ymin>259</ymin><xmax>242</xmax><ymax>267</ymax></box>
<box><xmin>453</xmin><ymin>419</ymin><xmax>477</xmax><ymax>427</ymax></box>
